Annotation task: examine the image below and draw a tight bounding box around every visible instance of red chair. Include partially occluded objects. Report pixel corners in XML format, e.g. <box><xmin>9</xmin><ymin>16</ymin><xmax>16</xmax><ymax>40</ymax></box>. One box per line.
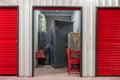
<box><xmin>66</xmin><ymin>48</ymin><xmax>80</xmax><ymax>74</ymax></box>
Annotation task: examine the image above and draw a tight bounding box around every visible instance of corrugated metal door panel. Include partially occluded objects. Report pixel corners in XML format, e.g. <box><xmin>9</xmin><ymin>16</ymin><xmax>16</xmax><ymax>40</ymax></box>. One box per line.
<box><xmin>0</xmin><ymin>7</ymin><xmax>18</xmax><ymax>75</ymax></box>
<box><xmin>96</xmin><ymin>8</ymin><xmax>120</xmax><ymax>76</ymax></box>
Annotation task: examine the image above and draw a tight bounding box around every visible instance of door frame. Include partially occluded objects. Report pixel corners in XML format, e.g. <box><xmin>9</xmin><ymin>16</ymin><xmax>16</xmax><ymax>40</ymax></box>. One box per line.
<box><xmin>32</xmin><ymin>6</ymin><xmax>83</xmax><ymax>77</ymax></box>
<box><xmin>95</xmin><ymin>7</ymin><xmax>120</xmax><ymax>77</ymax></box>
<box><xmin>0</xmin><ymin>6</ymin><xmax>19</xmax><ymax>76</ymax></box>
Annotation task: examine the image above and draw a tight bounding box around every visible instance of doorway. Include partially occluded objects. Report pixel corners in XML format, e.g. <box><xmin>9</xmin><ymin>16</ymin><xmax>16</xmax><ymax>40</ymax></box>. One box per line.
<box><xmin>32</xmin><ymin>6</ymin><xmax>82</xmax><ymax>77</ymax></box>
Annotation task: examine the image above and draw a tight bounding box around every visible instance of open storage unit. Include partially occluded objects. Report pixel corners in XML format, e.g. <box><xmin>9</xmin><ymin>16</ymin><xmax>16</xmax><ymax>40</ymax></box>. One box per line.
<box><xmin>96</xmin><ymin>7</ymin><xmax>120</xmax><ymax>76</ymax></box>
<box><xmin>32</xmin><ymin>7</ymin><xmax>82</xmax><ymax>77</ymax></box>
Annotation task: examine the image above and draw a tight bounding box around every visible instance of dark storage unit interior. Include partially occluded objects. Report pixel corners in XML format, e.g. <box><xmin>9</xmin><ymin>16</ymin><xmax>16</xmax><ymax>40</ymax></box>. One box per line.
<box><xmin>0</xmin><ymin>7</ymin><xmax>18</xmax><ymax>75</ymax></box>
<box><xmin>50</xmin><ymin>20</ymin><xmax>73</xmax><ymax>68</ymax></box>
<box><xmin>96</xmin><ymin>8</ymin><xmax>120</xmax><ymax>76</ymax></box>
<box><xmin>33</xmin><ymin>7</ymin><xmax>82</xmax><ymax>76</ymax></box>
<box><xmin>39</xmin><ymin>15</ymin><xmax>71</xmax><ymax>65</ymax></box>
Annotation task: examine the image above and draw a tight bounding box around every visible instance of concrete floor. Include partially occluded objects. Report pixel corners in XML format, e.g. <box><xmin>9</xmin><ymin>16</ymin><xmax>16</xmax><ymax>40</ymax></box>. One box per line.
<box><xmin>0</xmin><ymin>76</ymin><xmax>120</xmax><ymax>80</ymax></box>
<box><xmin>0</xmin><ymin>65</ymin><xmax>120</xmax><ymax>80</ymax></box>
<box><xmin>35</xmin><ymin>65</ymin><xmax>80</xmax><ymax>77</ymax></box>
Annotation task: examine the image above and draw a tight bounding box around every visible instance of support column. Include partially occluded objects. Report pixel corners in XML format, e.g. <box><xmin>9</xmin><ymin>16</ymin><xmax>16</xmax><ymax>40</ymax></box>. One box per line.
<box><xmin>23</xmin><ymin>0</ymin><xmax>31</xmax><ymax>76</ymax></box>
<box><xmin>29</xmin><ymin>0</ymin><xmax>33</xmax><ymax>76</ymax></box>
<box><xmin>18</xmin><ymin>0</ymin><xmax>24</xmax><ymax>76</ymax></box>
<box><xmin>82</xmin><ymin>0</ymin><xmax>88</xmax><ymax>76</ymax></box>
<box><xmin>88</xmin><ymin>0</ymin><xmax>97</xmax><ymax>76</ymax></box>
<box><xmin>82</xmin><ymin>0</ymin><xmax>97</xmax><ymax>77</ymax></box>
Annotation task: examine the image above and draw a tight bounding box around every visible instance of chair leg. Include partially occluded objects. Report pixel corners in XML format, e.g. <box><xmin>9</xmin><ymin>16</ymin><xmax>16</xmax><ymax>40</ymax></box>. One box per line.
<box><xmin>68</xmin><ymin>63</ymin><xmax>70</xmax><ymax>75</ymax></box>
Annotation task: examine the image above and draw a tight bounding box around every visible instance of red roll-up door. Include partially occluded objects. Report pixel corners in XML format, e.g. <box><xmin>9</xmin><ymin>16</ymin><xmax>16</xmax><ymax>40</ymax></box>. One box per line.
<box><xmin>0</xmin><ymin>7</ymin><xmax>18</xmax><ymax>75</ymax></box>
<box><xmin>96</xmin><ymin>8</ymin><xmax>120</xmax><ymax>76</ymax></box>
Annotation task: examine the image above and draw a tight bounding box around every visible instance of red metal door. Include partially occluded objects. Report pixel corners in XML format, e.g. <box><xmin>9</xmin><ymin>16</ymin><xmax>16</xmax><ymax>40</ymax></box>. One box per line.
<box><xmin>0</xmin><ymin>7</ymin><xmax>18</xmax><ymax>75</ymax></box>
<box><xmin>96</xmin><ymin>8</ymin><xmax>120</xmax><ymax>76</ymax></box>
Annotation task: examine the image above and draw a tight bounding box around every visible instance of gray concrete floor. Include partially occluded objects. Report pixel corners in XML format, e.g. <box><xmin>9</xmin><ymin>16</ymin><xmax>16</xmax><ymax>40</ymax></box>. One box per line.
<box><xmin>0</xmin><ymin>65</ymin><xmax>120</xmax><ymax>80</ymax></box>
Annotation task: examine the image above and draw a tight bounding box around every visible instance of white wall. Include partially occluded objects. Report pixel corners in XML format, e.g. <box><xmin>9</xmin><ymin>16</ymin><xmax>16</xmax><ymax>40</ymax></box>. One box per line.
<box><xmin>34</xmin><ymin>10</ymin><xmax>41</xmax><ymax>67</ymax></box>
<box><xmin>72</xmin><ymin>11</ymin><xmax>81</xmax><ymax>32</ymax></box>
<box><xmin>18</xmin><ymin>0</ymin><xmax>24</xmax><ymax>76</ymax></box>
<box><xmin>98</xmin><ymin>0</ymin><xmax>118</xmax><ymax>6</ymax></box>
<box><xmin>0</xmin><ymin>0</ymin><xmax>18</xmax><ymax>5</ymax></box>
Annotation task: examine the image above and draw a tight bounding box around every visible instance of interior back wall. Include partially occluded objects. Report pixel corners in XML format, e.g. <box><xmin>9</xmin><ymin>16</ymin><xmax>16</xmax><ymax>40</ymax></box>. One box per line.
<box><xmin>46</xmin><ymin>15</ymin><xmax>71</xmax><ymax>43</ymax></box>
<box><xmin>72</xmin><ymin>11</ymin><xmax>81</xmax><ymax>33</ymax></box>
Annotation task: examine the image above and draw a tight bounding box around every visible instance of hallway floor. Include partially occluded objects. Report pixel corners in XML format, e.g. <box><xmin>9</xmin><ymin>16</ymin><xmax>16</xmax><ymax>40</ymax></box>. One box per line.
<box><xmin>35</xmin><ymin>65</ymin><xmax>80</xmax><ymax>77</ymax></box>
<box><xmin>0</xmin><ymin>65</ymin><xmax>120</xmax><ymax>80</ymax></box>
<box><xmin>0</xmin><ymin>76</ymin><xmax>120</xmax><ymax>80</ymax></box>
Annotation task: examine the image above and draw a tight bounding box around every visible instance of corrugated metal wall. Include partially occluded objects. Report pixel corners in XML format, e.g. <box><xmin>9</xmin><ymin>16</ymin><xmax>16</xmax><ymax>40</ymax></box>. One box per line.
<box><xmin>0</xmin><ymin>0</ymin><xmax>119</xmax><ymax>77</ymax></box>
<box><xmin>32</xmin><ymin>0</ymin><xmax>81</xmax><ymax>6</ymax></box>
<box><xmin>0</xmin><ymin>0</ymin><xmax>18</xmax><ymax>5</ymax></box>
<box><xmin>97</xmin><ymin>0</ymin><xmax>118</xmax><ymax>6</ymax></box>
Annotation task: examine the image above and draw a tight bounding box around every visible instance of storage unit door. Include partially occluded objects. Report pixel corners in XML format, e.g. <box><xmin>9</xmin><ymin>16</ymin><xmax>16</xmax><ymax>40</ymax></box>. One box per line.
<box><xmin>96</xmin><ymin>8</ymin><xmax>120</xmax><ymax>76</ymax></box>
<box><xmin>0</xmin><ymin>7</ymin><xmax>18</xmax><ymax>75</ymax></box>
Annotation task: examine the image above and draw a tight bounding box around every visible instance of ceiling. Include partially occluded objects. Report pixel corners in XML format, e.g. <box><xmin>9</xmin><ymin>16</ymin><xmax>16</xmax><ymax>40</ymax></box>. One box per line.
<box><xmin>40</xmin><ymin>10</ymin><xmax>74</xmax><ymax>16</ymax></box>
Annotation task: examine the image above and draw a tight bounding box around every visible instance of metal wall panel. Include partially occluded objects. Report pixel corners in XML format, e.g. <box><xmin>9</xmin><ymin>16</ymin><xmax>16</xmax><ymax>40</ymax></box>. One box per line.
<box><xmin>0</xmin><ymin>7</ymin><xmax>18</xmax><ymax>75</ymax></box>
<box><xmin>0</xmin><ymin>0</ymin><xmax>18</xmax><ymax>5</ymax></box>
<box><xmin>97</xmin><ymin>0</ymin><xmax>118</xmax><ymax>6</ymax></box>
<box><xmin>112</xmin><ymin>0</ymin><xmax>118</xmax><ymax>6</ymax></box>
<box><xmin>32</xmin><ymin>0</ymin><xmax>82</xmax><ymax>6</ymax></box>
